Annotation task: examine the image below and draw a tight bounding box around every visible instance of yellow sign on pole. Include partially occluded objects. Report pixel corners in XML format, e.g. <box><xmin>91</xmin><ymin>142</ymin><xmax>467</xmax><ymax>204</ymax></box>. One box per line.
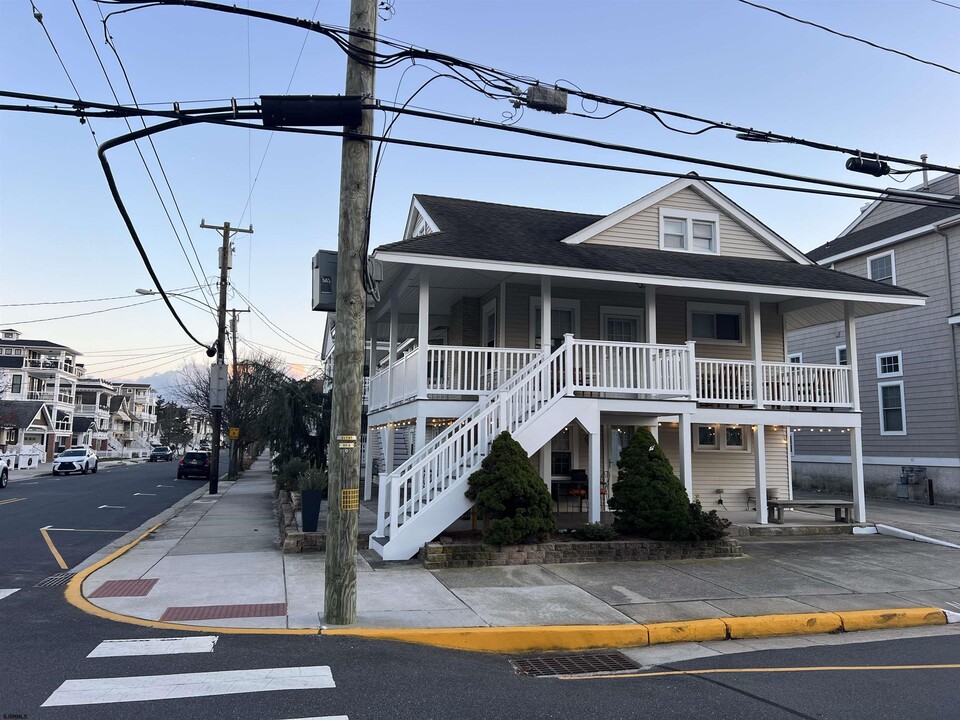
<box><xmin>341</xmin><ymin>488</ymin><xmax>359</xmax><ymax>511</ymax></box>
<box><xmin>228</xmin><ymin>427</ymin><xmax>240</xmax><ymax>440</ymax></box>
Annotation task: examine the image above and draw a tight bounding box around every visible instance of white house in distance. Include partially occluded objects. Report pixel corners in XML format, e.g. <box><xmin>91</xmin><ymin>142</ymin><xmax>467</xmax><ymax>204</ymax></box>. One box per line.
<box><xmin>342</xmin><ymin>177</ymin><xmax>924</xmax><ymax>560</ymax></box>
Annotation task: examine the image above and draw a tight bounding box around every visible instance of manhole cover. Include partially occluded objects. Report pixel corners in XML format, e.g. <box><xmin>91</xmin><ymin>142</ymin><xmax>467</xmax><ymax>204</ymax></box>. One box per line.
<box><xmin>35</xmin><ymin>572</ymin><xmax>75</xmax><ymax>588</ymax></box>
<box><xmin>512</xmin><ymin>651</ymin><xmax>640</xmax><ymax>677</ymax></box>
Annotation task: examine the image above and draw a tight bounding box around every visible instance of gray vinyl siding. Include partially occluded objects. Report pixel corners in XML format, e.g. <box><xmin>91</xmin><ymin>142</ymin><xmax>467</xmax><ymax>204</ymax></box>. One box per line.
<box><xmin>657</xmin><ymin>300</ymin><xmax>785</xmax><ymax>361</ymax></box>
<box><xmin>847</xmin><ymin>175</ymin><xmax>959</xmax><ymax>234</ymax></box>
<box><xmin>585</xmin><ymin>187</ymin><xmax>789</xmax><ymax>261</ymax></box>
<box><xmin>788</xmin><ymin>226</ymin><xmax>960</xmax><ymax>461</ymax></box>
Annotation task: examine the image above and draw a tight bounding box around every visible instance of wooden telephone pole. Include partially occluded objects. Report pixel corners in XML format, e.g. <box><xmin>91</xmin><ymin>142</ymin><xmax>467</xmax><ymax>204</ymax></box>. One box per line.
<box><xmin>228</xmin><ymin>307</ymin><xmax>250</xmax><ymax>478</ymax></box>
<box><xmin>200</xmin><ymin>220</ymin><xmax>253</xmax><ymax>494</ymax></box>
<box><xmin>325</xmin><ymin>0</ymin><xmax>377</xmax><ymax>625</ymax></box>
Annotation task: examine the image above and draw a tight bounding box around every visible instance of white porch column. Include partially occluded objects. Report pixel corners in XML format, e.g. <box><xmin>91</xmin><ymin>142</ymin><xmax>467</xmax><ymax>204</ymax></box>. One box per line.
<box><xmin>754</xmin><ymin>424</ymin><xmax>768</xmax><ymax>524</ymax></box>
<box><xmin>751</xmin><ymin>297</ymin><xmax>764</xmax><ymax>409</ymax></box>
<box><xmin>540</xmin><ymin>444</ymin><xmax>551</xmax><ymax>490</ymax></box>
<box><xmin>649</xmin><ymin>423</ymin><xmax>659</xmax><ymax>443</ymax></box>
<box><xmin>384</xmin><ymin>425</ymin><xmax>395</xmax><ymax>473</ymax></box>
<box><xmin>850</xmin><ymin>426</ymin><xmax>866</xmax><ymax>522</ymax></box>
<box><xmin>645</xmin><ymin>285</ymin><xmax>657</xmax><ymax>343</ymax></box>
<box><xmin>415</xmin><ymin>414</ymin><xmax>427</xmax><ymax>457</ymax></box>
<box><xmin>678</xmin><ymin>414</ymin><xmax>693</xmax><ymax>498</ymax></box>
<box><xmin>844</xmin><ymin>301</ymin><xmax>861</xmax><ymax>412</ymax></box>
<box><xmin>541</xmin><ymin>276</ymin><xmax>552</xmax><ymax>352</ymax></box>
<box><xmin>588</xmin><ymin>429</ymin><xmax>601</xmax><ymax>523</ymax></box>
<box><xmin>387</xmin><ymin>308</ymin><xmax>398</xmax><ymax>404</ymax></box>
<box><xmin>363</xmin><ymin>426</ymin><xmax>375</xmax><ymax>501</ymax></box>
<box><xmin>417</xmin><ymin>270</ymin><xmax>430</xmax><ymax>400</ymax></box>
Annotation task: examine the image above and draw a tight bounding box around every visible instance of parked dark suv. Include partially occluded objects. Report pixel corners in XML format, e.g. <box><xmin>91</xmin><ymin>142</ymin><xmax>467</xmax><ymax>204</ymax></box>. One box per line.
<box><xmin>177</xmin><ymin>451</ymin><xmax>211</xmax><ymax>480</ymax></box>
<box><xmin>149</xmin><ymin>445</ymin><xmax>174</xmax><ymax>462</ymax></box>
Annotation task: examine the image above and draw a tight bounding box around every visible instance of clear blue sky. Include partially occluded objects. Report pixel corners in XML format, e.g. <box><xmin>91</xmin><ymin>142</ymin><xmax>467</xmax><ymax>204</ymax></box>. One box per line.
<box><xmin>1</xmin><ymin>0</ymin><xmax>957</xmax><ymax>384</ymax></box>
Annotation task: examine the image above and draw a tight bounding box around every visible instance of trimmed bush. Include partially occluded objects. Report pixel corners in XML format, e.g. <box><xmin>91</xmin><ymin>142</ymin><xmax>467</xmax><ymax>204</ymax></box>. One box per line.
<box><xmin>298</xmin><ymin>467</ymin><xmax>328</xmax><ymax>494</ymax></box>
<box><xmin>466</xmin><ymin>431</ymin><xmax>556</xmax><ymax>546</ymax></box>
<box><xmin>609</xmin><ymin>428</ymin><xmax>694</xmax><ymax>540</ymax></box>
<box><xmin>275</xmin><ymin>457</ymin><xmax>309</xmax><ymax>494</ymax></box>
<box><xmin>571</xmin><ymin>522</ymin><xmax>617</xmax><ymax>541</ymax></box>
<box><xmin>690</xmin><ymin>498</ymin><xmax>731</xmax><ymax>540</ymax></box>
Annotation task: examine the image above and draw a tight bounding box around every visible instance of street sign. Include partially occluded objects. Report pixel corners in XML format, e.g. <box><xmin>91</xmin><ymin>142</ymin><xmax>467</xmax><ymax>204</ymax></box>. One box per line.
<box><xmin>229</xmin><ymin>427</ymin><xmax>240</xmax><ymax>440</ymax></box>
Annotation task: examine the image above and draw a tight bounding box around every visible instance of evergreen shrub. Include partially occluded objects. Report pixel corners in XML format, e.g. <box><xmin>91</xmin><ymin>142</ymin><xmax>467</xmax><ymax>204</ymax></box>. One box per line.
<box><xmin>466</xmin><ymin>431</ymin><xmax>556</xmax><ymax>546</ymax></box>
<box><xmin>571</xmin><ymin>522</ymin><xmax>617</xmax><ymax>541</ymax></box>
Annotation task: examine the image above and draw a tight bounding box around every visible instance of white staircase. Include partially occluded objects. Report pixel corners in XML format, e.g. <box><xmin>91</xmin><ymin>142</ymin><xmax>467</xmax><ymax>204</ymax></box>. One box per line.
<box><xmin>370</xmin><ymin>342</ymin><xmax>588</xmax><ymax>560</ymax></box>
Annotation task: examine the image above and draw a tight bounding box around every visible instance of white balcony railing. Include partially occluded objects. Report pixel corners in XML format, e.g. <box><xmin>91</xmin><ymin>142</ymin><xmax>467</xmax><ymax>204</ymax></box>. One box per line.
<box><xmin>762</xmin><ymin>362</ymin><xmax>852</xmax><ymax>407</ymax></box>
<box><xmin>24</xmin><ymin>358</ymin><xmax>79</xmax><ymax>375</ymax></box>
<box><xmin>696</xmin><ymin>359</ymin><xmax>755</xmax><ymax>404</ymax></box>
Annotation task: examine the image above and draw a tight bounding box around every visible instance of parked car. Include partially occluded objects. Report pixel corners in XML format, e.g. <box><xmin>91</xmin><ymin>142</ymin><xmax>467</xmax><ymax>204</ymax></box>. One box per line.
<box><xmin>52</xmin><ymin>446</ymin><xmax>98</xmax><ymax>475</ymax></box>
<box><xmin>177</xmin><ymin>450</ymin><xmax>211</xmax><ymax>480</ymax></box>
<box><xmin>149</xmin><ymin>445</ymin><xmax>174</xmax><ymax>462</ymax></box>
<box><xmin>0</xmin><ymin>464</ymin><xmax>7</xmax><ymax>489</ymax></box>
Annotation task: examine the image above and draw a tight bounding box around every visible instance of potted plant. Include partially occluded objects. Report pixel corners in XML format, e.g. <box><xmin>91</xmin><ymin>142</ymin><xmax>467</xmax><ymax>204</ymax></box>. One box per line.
<box><xmin>298</xmin><ymin>467</ymin><xmax>328</xmax><ymax>533</ymax></box>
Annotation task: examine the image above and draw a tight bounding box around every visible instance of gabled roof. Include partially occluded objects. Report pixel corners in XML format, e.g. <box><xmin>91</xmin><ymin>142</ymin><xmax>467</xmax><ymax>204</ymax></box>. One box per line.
<box><xmin>0</xmin><ymin>338</ymin><xmax>80</xmax><ymax>354</ymax></box>
<box><xmin>0</xmin><ymin>400</ymin><xmax>47</xmax><ymax>430</ymax></box>
<box><xmin>559</xmin><ymin>176</ymin><xmax>810</xmax><ymax>264</ymax></box>
<box><xmin>377</xmin><ymin>195</ymin><xmax>923</xmax><ymax>301</ymax></box>
<box><xmin>808</xmin><ymin>200</ymin><xmax>960</xmax><ymax>263</ymax></box>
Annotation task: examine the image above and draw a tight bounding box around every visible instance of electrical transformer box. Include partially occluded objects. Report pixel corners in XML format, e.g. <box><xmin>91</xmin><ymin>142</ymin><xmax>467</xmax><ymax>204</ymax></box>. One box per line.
<box><xmin>312</xmin><ymin>249</ymin><xmax>337</xmax><ymax>311</ymax></box>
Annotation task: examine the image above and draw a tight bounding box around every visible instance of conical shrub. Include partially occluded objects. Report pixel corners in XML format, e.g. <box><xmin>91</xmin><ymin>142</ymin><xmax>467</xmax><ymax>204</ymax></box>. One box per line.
<box><xmin>609</xmin><ymin>428</ymin><xmax>694</xmax><ymax>540</ymax></box>
<box><xmin>466</xmin><ymin>431</ymin><xmax>556</xmax><ymax>545</ymax></box>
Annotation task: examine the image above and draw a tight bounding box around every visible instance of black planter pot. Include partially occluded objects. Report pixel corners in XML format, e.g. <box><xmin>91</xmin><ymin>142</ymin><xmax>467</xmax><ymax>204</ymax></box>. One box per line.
<box><xmin>301</xmin><ymin>489</ymin><xmax>323</xmax><ymax>533</ymax></box>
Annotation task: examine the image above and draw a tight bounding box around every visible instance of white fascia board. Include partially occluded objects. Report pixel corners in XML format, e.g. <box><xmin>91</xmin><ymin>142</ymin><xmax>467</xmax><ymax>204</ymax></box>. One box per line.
<box><xmin>560</xmin><ymin>177</ymin><xmax>811</xmax><ymax>265</ymax></box>
<box><xmin>949</xmin><ymin>315</ymin><xmax>960</xmax><ymax>325</ymax></box>
<box><xmin>692</xmin><ymin>409</ymin><xmax>861</xmax><ymax>428</ymax></box>
<box><xmin>402</xmin><ymin>197</ymin><xmax>439</xmax><ymax>239</ymax></box>
<box><xmin>815</xmin><ymin>213</ymin><xmax>960</xmax><ymax>265</ymax></box>
<box><xmin>373</xmin><ymin>251</ymin><xmax>927</xmax><ymax>307</ymax></box>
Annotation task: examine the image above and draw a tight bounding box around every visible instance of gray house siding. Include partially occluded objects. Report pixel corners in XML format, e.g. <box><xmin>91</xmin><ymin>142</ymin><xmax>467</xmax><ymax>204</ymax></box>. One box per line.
<box><xmin>788</xmin><ymin>222</ymin><xmax>960</xmax><ymax>504</ymax></box>
<box><xmin>850</xmin><ymin>174</ymin><xmax>959</xmax><ymax>233</ymax></box>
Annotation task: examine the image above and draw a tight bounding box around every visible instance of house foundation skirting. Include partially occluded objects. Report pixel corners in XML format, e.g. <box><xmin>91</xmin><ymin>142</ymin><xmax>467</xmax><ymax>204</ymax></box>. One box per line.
<box><xmin>793</xmin><ymin>460</ymin><xmax>960</xmax><ymax>507</ymax></box>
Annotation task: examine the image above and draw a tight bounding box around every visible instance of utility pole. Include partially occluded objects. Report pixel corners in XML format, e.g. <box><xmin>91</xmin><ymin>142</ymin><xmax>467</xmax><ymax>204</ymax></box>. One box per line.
<box><xmin>200</xmin><ymin>219</ymin><xmax>253</xmax><ymax>494</ymax></box>
<box><xmin>227</xmin><ymin>307</ymin><xmax>250</xmax><ymax>478</ymax></box>
<box><xmin>325</xmin><ymin>0</ymin><xmax>377</xmax><ymax>626</ymax></box>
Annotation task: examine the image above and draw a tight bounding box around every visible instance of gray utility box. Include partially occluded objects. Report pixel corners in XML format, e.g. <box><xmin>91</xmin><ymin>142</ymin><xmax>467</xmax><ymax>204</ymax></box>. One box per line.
<box><xmin>312</xmin><ymin>249</ymin><xmax>337</xmax><ymax>312</ymax></box>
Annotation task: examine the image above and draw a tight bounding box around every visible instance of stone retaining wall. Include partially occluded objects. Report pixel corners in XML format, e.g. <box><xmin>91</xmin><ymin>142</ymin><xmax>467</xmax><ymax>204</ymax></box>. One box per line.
<box><xmin>421</xmin><ymin>537</ymin><xmax>741</xmax><ymax>569</ymax></box>
<box><xmin>276</xmin><ymin>491</ymin><xmax>370</xmax><ymax>553</ymax></box>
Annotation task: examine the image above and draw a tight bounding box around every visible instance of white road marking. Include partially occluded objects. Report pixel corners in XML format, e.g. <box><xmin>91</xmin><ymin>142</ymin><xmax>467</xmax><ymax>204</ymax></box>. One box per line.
<box><xmin>87</xmin><ymin>636</ymin><xmax>219</xmax><ymax>658</ymax></box>
<box><xmin>0</xmin><ymin>589</ymin><xmax>20</xmax><ymax>601</ymax></box>
<box><xmin>133</xmin><ymin>493</ymin><xmax>157</xmax><ymax>496</ymax></box>
<box><xmin>156</xmin><ymin>484</ymin><xmax>173</xmax><ymax>488</ymax></box>
<box><xmin>42</xmin><ymin>666</ymin><xmax>336</xmax><ymax>706</ymax></box>
<box><xmin>98</xmin><ymin>505</ymin><xmax>126</xmax><ymax>509</ymax></box>
<box><xmin>280</xmin><ymin>716</ymin><xmax>349</xmax><ymax>720</ymax></box>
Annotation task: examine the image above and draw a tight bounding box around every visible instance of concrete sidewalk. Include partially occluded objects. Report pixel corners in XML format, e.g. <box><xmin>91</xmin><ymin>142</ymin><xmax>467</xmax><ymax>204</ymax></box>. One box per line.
<box><xmin>73</xmin><ymin>454</ymin><xmax>960</xmax><ymax>650</ymax></box>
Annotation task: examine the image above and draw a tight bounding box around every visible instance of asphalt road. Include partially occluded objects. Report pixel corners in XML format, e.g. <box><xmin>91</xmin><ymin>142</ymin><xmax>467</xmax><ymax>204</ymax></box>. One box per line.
<box><xmin>1</xmin><ymin>461</ymin><xmax>958</xmax><ymax>718</ymax></box>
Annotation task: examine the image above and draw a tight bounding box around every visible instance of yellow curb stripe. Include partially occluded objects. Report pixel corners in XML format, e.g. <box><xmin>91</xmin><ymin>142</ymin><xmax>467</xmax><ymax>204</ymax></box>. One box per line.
<box><xmin>40</xmin><ymin>527</ymin><xmax>69</xmax><ymax>570</ymax></box>
<box><xmin>724</xmin><ymin>611</ymin><xmax>843</xmax><ymax>639</ymax></box>
<box><xmin>837</xmin><ymin>608</ymin><xmax>946</xmax><ymax>632</ymax></box>
<box><xmin>0</xmin><ymin>497</ymin><xmax>26</xmax><ymax>506</ymax></box>
<box><xmin>559</xmin><ymin>663</ymin><xmax>960</xmax><ymax>681</ymax></box>
<box><xmin>65</xmin><ymin>523</ymin><xmax>317</xmax><ymax>636</ymax></box>
<box><xmin>647</xmin><ymin>618</ymin><xmax>727</xmax><ymax>645</ymax></box>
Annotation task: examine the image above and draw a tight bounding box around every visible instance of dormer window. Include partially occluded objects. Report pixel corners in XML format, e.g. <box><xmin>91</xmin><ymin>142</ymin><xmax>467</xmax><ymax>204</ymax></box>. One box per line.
<box><xmin>868</xmin><ymin>250</ymin><xmax>895</xmax><ymax>284</ymax></box>
<box><xmin>659</xmin><ymin>208</ymin><xmax>719</xmax><ymax>254</ymax></box>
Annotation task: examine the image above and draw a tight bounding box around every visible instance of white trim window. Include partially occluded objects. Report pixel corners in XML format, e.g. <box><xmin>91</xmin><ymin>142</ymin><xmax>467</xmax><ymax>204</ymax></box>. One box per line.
<box><xmin>695</xmin><ymin>424</ymin><xmax>749</xmax><ymax>452</ymax></box>
<box><xmin>659</xmin><ymin>207</ymin><xmax>720</xmax><ymax>254</ymax></box>
<box><xmin>787</xmin><ymin>352</ymin><xmax>803</xmax><ymax>364</ymax></box>
<box><xmin>600</xmin><ymin>305</ymin><xmax>644</xmax><ymax>343</ymax></box>
<box><xmin>688</xmin><ymin>302</ymin><xmax>744</xmax><ymax>345</ymax></box>
<box><xmin>530</xmin><ymin>298</ymin><xmax>580</xmax><ymax>350</ymax></box>
<box><xmin>876</xmin><ymin>351</ymin><xmax>903</xmax><ymax>378</ymax></box>
<box><xmin>482</xmin><ymin>299</ymin><xmax>497</xmax><ymax>348</ymax></box>
<box><xmin>878</xmin><ymin>381</ymin><xmax>906</xmax><ymax>435</ymax></box>
<box><xmin>836</xmin><ymin>345</ymin><xmax>848</xmax><ymax>366</ymax></box>
<box><xmin>867</xmin><ymin>250</ymin><xmax>896</xmax><ymax>285</ymax></box>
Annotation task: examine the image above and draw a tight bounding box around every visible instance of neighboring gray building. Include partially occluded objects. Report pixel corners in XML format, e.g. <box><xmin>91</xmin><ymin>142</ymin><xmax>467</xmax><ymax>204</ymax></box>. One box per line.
<box><xmin>788</xmin><ymin>174</ymin><xmax>960</xmax><ymax>505</ymax></box>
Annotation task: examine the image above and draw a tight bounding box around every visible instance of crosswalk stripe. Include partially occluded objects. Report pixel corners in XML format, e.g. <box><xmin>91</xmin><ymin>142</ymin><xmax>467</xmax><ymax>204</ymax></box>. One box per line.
<box><xmin>41</xmin><ymin>666</ymin><xmax>335</xmax><ymax>706</ymax></box>
<box><xmin>280</xmin><ymin>716</ymin><xmax>349</xmax><ymax>719</ymax></box>
<box><xmin>87</xmin><ymin>636</ymin><xmax>218</xmax><ymax>658</ymax></box>
<box><xmin>0</xmin><ymin>589</ymin><xmax>19</xmax><ymax>601</ymax></box>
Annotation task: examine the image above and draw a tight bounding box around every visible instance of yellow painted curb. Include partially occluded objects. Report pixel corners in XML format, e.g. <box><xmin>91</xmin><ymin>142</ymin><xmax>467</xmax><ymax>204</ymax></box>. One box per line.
<box><xmin>725</xmin><ymin>612</ymin><xmax>842</xmax><ymax>639</ymax></box>
<box><xmin>65</xmin><ymin>523</ymin><xmax>317</xmax><ymax>636</ymax></box>
<box><xmin>322</xmin><ymin>624</ymin><xmax>651</xmax><ymax>653</ymax></box>
<box><xmin>647</xmin><ymin>618</ymin><xmax>727</xmax><ymax>645</ymax></box>
<box><xmin>838</xmin><ymin>608</ymin><xmax>946</xmax><ymax>632</ymax></box>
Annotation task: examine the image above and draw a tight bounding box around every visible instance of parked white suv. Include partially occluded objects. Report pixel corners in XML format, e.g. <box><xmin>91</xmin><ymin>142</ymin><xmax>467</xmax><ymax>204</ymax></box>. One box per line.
<box><xmin>52</xmin><ymin>446</ymin><xmax>99</xmax><ymax>476</ymax></box>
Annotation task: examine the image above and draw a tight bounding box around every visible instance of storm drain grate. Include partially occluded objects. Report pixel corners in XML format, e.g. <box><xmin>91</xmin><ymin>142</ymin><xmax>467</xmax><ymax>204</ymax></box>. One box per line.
<box><xmin>35</xmin><ymin>572</ymin><xmax>76</xmax><ymax>588</ymax></box>
<box><xmin>512</xmin><ymin>651</ymin><xmax>640</xmax><ymax>677</ymax></box>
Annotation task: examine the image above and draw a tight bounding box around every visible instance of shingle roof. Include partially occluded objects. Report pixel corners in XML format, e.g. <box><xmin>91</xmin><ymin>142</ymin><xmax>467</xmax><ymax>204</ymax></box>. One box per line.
<box><xmin>808</xmin><ymin>201</ymin><xmax>960</xmax><ymax>262</ymax></box>
<box><xmin>378</xmin><ymin>196</ymin><xmax>922</xmax><ymax>299</ymax></box>
<box><xmin>0</xmin><ymin>400</ymin><xmax>45</xmax><ymax>429</ymax></box>
<box><xmin>0</xmin><ymin>338</ymin><xmax>79</xmax><ymax>354</ymax></box>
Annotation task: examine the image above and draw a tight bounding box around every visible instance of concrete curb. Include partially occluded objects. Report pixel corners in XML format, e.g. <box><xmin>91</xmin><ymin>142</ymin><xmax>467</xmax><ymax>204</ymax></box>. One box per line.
<box><xmin>321</xmin><ymin>608</ymin><xmax>948</xmax><ymax>653</ymax></box>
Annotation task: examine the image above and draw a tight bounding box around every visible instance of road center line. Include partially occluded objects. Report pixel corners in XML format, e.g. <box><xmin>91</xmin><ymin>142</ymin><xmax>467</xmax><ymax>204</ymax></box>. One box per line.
<box><xmin>0</xmin><ymin>497</ymin><xmax>26</xmax><ymax>506</ymax></box>
<box><xmin>559</xmin><ymin>663</ymin><xmax>960</xmax><ymax>681</ymax></box>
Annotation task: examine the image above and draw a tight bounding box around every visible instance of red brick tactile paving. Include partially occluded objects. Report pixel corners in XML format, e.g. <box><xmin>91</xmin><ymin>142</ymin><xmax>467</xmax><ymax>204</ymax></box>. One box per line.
<box><xmin>89</xmin><ymin>579</ymin><xmax>159</xmax><ymax>598</ymax></box>
<box><xmin>159</xmin><ymin>602</ymin><xmax>288</xmax><ymax>622</ymax></box>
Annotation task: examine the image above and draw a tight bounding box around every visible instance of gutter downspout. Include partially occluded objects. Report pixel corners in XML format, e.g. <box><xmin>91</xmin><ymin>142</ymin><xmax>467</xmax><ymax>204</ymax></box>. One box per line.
<box><xmin>934</xmin><ymin>222</ymin><xmax>960</xmax><ymax>454</ymax></box>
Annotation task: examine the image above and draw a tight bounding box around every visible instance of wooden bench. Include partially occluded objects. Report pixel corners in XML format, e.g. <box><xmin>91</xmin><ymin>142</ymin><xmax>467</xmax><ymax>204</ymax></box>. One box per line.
<box><xmin>767</xmin><ymin>498</ymin><xmax>854</xmax><ymax>524</ymax></box>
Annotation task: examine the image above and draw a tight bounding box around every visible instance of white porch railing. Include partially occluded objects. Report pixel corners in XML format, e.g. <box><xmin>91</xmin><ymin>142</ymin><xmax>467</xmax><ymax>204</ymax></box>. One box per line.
<box><xmin>24</xmin><ymin>358</ymin><xmax>79</xmax><ymax>375</ymax></box>
<box><xmin>696</xmin><ymin>359</ymin><xmax>755</xmax><ymax>404</ymax></box>
<box><xmin>762</xmin><ymin>362</ymin><xmax>852</xmax><ymax>407</ymax></box>
<box><xmin>570</xmin><ymin>340</ymin><xmax>694</xmax><ymax>396</ymax></box>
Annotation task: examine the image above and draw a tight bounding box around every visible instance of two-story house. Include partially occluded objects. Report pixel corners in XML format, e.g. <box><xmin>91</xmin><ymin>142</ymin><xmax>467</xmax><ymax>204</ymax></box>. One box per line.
<box><xmin>788</xmin><ymin>174</ymin><xmax>960</xmax><ymax>506</ymax></box>
<box><xmin>115</xmin><ymin>382</ymin><xmax>159</xmax><ymax>450</ymax></box>
<box><xmin>72</xmin><ymin>377</ymin><xmax>120</xmax><ymax>453</ymax></box>
<box><xmin>0</xmin><ymin>328</ymin><xmax>80</xmax><ymax>457</ymax></box>
<box><xmin>347</xmin><ymin>177</ymin><xmax>925</xmax><ymax>561</ymax></box>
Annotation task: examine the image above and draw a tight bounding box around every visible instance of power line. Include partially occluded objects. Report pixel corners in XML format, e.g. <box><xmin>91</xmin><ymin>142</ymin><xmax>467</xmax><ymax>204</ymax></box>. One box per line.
<box><xmin>86</xmin><ymin>345</ymin><xmax>200</xmax><ymax>373</ymax></box>
<box><xmin>930</xmin><ymin>0</ymin><xmax>960</xmax><ymax>9</ymax></box>
<box><xmin>737</xmin><ymin>0</ymin><xmax>960</xmax><ymax>78</ymax></box>
<box><xmin>99</xmin><ymin>347</ymin><xmax>200</xmax><ymax>378</ymax></box>
<box><xmin>0</xmin><ymin>284</ymin><xmax>206</xmax><ymax>307</ymax></box>
<box><xmin>239</xmin><ymin>338</ymin><xmax>320</xmax><ymax>363</ymax></box>
<box><xmin>230</xmin><ymin>285</ymin><xmax>320</xmax><ymax>355</ymax></box>
<box><xmin>83</xmin><ymin>342</ymin><xmax>197</xmax><ymax>354</ymax></box>
<box><xmin>3</xmin><ymin>297</ymin><xmax>161</xmax><ymax>325</ymax></box>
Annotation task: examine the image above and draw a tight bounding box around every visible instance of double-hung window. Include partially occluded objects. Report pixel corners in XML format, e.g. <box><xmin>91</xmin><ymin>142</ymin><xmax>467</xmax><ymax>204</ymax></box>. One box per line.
<box><xmin>878</xmin><ymin>381</ymin><xmax>906</xmax><ymax>435</ymax></box>
<box><xmin>836</xmin><ymin>345</ymin><xmax>848</xmax><ymax>365</ymax></box>
<box><xmin>688</xmin><ymin>302</ymin><xmax>744</xmax><ymax>344</ymax></box>
<box><xmin>659</xmin><ymin>208</ymin><xmax>719</xmax><ymax>254</ymax></box>
<box><xmin>868</xmin><ymin>251</ymin><xmax>895</xmax><ymax>285</ymax></box>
